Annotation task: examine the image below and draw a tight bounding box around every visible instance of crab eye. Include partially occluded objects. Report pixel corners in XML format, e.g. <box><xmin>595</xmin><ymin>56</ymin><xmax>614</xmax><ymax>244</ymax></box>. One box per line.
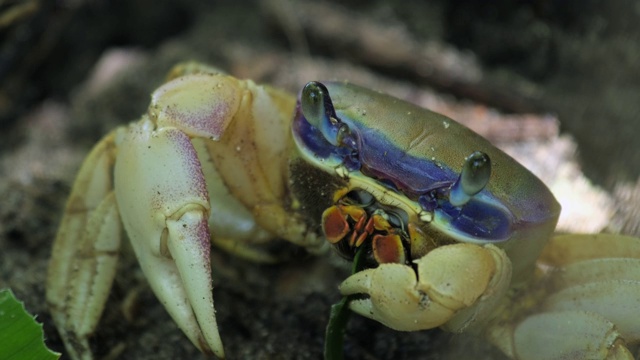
<box><xmin>301</xmin><ymin>81</ymin><xmax>351</xmax><ymax>147</ymax></box>
<box><xmin>449</xmin><ymin>151</ymin><xmax>491</xmax><ymax>207</ymax></box>
<box><xmin>301</xmin><ymin>81</ymin><xmax>327</xmax><ymax>125</ymax></box>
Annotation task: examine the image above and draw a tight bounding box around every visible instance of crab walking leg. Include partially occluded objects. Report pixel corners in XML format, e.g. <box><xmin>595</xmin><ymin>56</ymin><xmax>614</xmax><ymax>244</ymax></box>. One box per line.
<box><xmin>114</xmin><ymin>121</ymin><xmax>224</xmax><ymax>358</ymax></box>
<box><xmin>487</xmin><ymin>234</ymin><xmax>640</xmax><ymax>360</ymax></box>
<box><xmin>512</xmin><ymin>311</ymin><xmax>633</xmax><ymax>360</ymax></box>
<box><xmin>46</xmin><ymin>133</ymin><xmax>121</xmax><ymax>360</ymax></box>
<box><xmin>528</xmin><ymin>235</ymin><xmax>640</xmax><ymax>359</ymax></box>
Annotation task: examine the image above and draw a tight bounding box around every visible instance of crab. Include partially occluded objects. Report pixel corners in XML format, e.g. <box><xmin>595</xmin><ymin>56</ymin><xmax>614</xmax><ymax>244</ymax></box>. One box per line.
<box><xmin>47</xmin><ymin>62</ymin><xmax>640</xmax><ymax>360</ymax></box>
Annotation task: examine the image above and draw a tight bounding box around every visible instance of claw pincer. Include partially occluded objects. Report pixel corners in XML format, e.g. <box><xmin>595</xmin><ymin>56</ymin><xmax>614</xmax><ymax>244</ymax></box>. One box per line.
<box><xmin>114</xmin><ymin>119</ymin><xmax>222</xmax><ymax>357</ymax></box>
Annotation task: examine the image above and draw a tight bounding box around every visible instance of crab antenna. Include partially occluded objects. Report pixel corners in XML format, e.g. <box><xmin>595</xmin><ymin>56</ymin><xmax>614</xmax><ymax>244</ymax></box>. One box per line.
<box><xmin>449</xmin><ymin>151</ymin><xmax>491</xmax><ymax>207</ymax></box>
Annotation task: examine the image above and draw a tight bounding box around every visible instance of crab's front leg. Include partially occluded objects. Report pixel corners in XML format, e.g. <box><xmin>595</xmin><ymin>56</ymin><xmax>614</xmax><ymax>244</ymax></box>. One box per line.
<box><xmin>107</xmin><ymin>71</ymin><xmax>262</xmax><ymax>358</ymax></box>
<box><xmin>340</xmin><ymin>243</ymin><xmax>512</xmax><ymax>332</ymax></box>
<box><xmin>48</xmin><ymin>71</ymin><xmax>246</xmax><ymax>359</ymax></box>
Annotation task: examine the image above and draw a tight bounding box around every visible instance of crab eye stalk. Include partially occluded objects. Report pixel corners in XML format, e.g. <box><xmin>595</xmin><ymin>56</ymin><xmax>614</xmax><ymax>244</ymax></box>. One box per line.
<box><xmin>301</xmin><ymin>81</ymin><xmax>351</xmax><ymax>147</ymax></box>
<box><xmin>301</xmin><ymin>81</ymin><xmax>328</xmax><ymax>125</ymax></box>
<box><xmin>449</xmin><ymin>151</ymin><xmax>491</xmax><ymax>207</ymax></box>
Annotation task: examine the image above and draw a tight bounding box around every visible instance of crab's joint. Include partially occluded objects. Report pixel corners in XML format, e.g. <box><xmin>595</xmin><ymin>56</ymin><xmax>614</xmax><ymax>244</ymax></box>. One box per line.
<box><xmin>449</xmin><ymin>151</ymin><xmax>491</xmax><ymax>207</ymax></box>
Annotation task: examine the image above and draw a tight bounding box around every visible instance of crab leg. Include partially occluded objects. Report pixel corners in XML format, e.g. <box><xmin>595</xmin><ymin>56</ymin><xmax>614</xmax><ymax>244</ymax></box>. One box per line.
<box><xmin>46</xmin><ymin>132</ymin><xmax>121</xmax><ymax>360</ymax></box>
<box><xmin>488</xmin><ymin>234</ymin><xmax>640</xmax><ymax>360</ymax></box>
<box><xmin>114</xmin><ymin>121</ymin><xmax>224</xmax><ymax>358</ymax></box>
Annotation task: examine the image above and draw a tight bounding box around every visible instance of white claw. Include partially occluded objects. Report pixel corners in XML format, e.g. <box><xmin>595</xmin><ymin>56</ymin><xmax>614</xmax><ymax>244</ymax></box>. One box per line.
<box><xmin>340</xmin><ymin>243</ymin><xmax>508</xmax><ymax>331</ymax></box>
<box><xmin>343</xmin><ymin>263</ymin><xmax>455</xmax><ymax>330</ymax></box>
<box><xmin>115</xmin><ymin>123</ymin><xmax>224</xmax><ymax>358</ymax></box>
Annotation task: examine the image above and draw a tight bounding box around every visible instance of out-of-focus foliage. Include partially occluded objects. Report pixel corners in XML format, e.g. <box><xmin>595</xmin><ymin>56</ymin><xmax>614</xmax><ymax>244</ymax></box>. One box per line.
<box><xmin>0</xmin><ymin>289</ymin><xmax>60</xmax><ymax>360</ymax></box>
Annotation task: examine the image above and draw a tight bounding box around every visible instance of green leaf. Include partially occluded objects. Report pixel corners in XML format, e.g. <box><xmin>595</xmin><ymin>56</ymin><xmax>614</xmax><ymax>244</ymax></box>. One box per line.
<box><xmin>0</xmin><ymin>289</ymin><xmax>60</xmax><ymax>360</ymax></box>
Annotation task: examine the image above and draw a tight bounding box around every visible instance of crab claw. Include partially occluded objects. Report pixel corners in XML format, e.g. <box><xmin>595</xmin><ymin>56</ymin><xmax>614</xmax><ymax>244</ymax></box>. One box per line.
<box><xmin>340</xmin><ymin>243</ymin><xmax>510</xmax><ymax>332</ymax></box>
<box><xmin>115</xmin><ymin>123</ymin><xmax>224</xmax><ymax>358</ymax></box>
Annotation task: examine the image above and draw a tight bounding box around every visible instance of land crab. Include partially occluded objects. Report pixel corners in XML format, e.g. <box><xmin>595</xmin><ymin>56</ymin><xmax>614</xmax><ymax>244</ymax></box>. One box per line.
<box><xmin>47</xmin><ymin>62</ymin><xmax>640</xmax><ymax>359</ymax></box>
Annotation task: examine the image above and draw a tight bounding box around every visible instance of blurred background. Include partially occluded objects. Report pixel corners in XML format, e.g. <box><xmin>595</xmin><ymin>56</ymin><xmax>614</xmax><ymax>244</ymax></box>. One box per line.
<box><xmin>1</xmin><ymin>1</ymin><xmax>639</xmax><ymax>359</ymax></box>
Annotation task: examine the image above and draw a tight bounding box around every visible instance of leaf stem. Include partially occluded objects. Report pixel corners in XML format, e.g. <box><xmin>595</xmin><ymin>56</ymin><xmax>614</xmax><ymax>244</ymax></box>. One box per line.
<box><xmin>324</xmin><ymin>248</ymin><xmax>366</xmax><ymax>360</ymax></box>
